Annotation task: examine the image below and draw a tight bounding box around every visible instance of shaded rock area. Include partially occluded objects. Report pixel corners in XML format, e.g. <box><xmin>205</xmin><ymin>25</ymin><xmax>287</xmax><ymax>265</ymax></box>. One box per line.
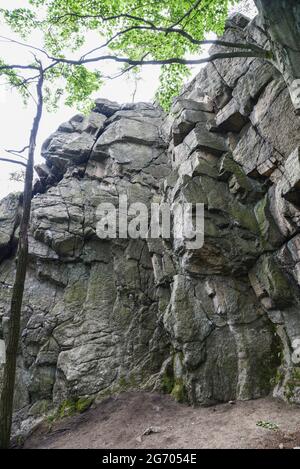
<box><xmin>0</xmin><ymin>13</ymin><xmax>300</xmax><ymax>438</ymax></box>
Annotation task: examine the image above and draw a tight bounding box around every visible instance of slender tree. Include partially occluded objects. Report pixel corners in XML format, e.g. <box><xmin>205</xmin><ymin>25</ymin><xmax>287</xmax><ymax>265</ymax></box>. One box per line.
<box><xmin>0</xmin><ymin>0</ymin><xmax>299</xmax><ymax>448</ymax></box>
<box><xmin>0</xmin><ymin>67</ymin><xmax>44</xmax><ymax>448</ymax></box>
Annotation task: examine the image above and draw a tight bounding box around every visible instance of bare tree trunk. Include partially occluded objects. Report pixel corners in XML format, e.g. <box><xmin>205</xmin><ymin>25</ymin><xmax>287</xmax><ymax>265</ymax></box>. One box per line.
<box><xmin>0</xmin><ymin>71</ymin><xmax>44</xmax><ymax>449</ymax></box>
<box><xmin>255</xmin><ymin>0</ymin><xmax>300</xmax><ymax>113</ymax></box>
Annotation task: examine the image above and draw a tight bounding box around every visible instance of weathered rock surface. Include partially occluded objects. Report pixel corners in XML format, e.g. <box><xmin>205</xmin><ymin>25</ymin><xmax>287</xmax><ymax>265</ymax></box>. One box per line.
<box><xmin>0</xmin><ymin>193</ymin><xmax>21</xmax><ymax>262</ymax></box>
<box><xmin>1</xmin><ymin>13</ymin><xmax>300</xmax><ymax>438</ymax></box>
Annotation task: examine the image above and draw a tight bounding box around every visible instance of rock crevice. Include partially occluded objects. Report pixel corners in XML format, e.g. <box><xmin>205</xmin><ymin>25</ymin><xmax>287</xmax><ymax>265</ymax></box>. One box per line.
<box><xmin>1</xmin><ymin>13</ymin><xmax>300</xmax><ymax>436</ymax></box>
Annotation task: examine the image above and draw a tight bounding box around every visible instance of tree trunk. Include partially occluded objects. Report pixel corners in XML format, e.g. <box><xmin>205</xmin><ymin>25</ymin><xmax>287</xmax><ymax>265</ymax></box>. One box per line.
<box><xmin>255</xmin><ymin>0</ymin><xmax>300</xmax><ymax>113</ymax></box>
<box><xmin>0</xmin><ymin>71</ymin><xmax>44</xmax><ymax>449</ymax></box>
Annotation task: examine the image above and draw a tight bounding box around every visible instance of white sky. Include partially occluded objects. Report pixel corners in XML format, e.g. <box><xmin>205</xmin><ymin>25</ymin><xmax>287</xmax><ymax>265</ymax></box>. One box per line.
<box><xmin>0</xmin><ymin>0</ymin><xmax>256</xmax><ymax>199</ymax></box>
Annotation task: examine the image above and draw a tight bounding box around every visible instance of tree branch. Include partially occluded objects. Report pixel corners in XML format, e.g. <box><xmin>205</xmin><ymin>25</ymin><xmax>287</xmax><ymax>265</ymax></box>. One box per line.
<box><xmin>49</xmin><ymin>9</ymin><xmax>267</xmax><ymax>59</ymax></box>
<box><xmin>0</xmin><ymin>157</ymin><xmax>27</xmax><ymax>168</ymax></box>
<box><xmin>170</xmin><ymin>0</ymin><xmax>203</xmax><ymax>28</ymax></box>
<box><xmin>81</xmin><ymin>24</ymin><xmax>267</xmax><ymax>61</ymax></box>
<box><xmin>0</xmin><ymin>35</ymin><xmax>51</xmax><ymax>59</ymax></box>
<box><xmin>50</xmin><ymin>50</ymin><xmax>270</xmax><ymax>69</ymax></box>
<box><xmin>5</xmin><ymin>145</ymin><xmax>29</xmax><ymax>155</ymax></box>
<box><xmin>5</xmin><ymin>148</ymin><xmax>28</xmax><ymax>161</ymax></box>
<box><xmin>102</xmin><ymin>54</ymin><xmax>149</xmax><ymax>80</ymax></box>
<box><xmin>50</xmin><ymin>12</ymin><xmax>157</xmax><ymax>28</ymax></box>
<box><xmin>0</xmin><ymin>64</ymin><xmax>39</xmax><ymax>72</ymax></box>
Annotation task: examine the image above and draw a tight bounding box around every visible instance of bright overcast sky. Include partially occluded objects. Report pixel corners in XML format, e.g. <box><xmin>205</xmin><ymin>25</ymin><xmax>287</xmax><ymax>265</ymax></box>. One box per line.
<box><xmin>0</xmin><ymin>0</ymin><xmax>257</xmax><ymax>200</ymax></box>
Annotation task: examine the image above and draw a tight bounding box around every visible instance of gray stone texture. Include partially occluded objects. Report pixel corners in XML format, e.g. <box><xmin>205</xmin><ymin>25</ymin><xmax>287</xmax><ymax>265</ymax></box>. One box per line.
<box><xmin>1</xmin><ymin>13</ymin><xmax>300</xmax><ymax>437</ymax></box>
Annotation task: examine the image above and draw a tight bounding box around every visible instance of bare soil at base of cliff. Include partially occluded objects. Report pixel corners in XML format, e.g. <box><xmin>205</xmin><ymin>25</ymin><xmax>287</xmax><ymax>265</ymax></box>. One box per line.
<box><xmin>23</xmin><ymin>391</ymin><xmax>300</xmax><ymax>449</ymax></box>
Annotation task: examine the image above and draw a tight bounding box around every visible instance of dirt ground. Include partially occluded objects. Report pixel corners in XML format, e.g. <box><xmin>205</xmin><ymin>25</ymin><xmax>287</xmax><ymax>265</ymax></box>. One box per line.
<box><xmin>23</xmin><ymin>391</ymin><xmax>300</xmax><ymax>449</ymax></box>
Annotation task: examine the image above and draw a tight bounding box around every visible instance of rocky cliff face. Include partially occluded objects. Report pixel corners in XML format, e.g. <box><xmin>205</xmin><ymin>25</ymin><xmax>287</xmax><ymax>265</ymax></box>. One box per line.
<box><xmin>1</xmin><ymin>13</ymin><xmax>300</xmax><ymax>435</ymax></box>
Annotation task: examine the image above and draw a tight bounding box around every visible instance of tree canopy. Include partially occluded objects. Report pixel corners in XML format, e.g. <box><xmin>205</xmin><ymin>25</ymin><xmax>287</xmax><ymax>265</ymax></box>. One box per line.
<box><xmin>0</xmin><ymin>0</ymin><xmax>266</xmax><ymax>111</ymax></box>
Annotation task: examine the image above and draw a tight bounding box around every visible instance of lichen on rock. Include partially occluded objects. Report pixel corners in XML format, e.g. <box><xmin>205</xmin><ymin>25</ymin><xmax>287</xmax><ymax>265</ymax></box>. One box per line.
<box><xmin>1</xmin><ymin>13</ymin><xmax>300</xmax><ymax>438</ymax></box>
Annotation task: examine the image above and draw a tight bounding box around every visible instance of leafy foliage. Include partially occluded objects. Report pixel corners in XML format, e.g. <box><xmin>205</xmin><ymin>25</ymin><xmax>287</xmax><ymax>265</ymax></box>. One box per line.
<box><xmin>256</xmin><ymin>420</ymin><xmax>279</xmax><ymax>431</ymax></box>
<box><xmin>0</xmin><ymin>58</ymin><xmax>31</xmax><ymax>103</ymax></box>
<box><xmin>9</xmin><ymin>170</ymin><xmax>25</xmax><ymax>183</ymax></box>
<box><xmin>0</xmin><ymin>0</ymin><xmax>241</xmax><ymax>110</ymax></box>
<box><xmin>155</xmin><ymin>64</ymin><xmax>191</xmax><ymax>111</ymax></box>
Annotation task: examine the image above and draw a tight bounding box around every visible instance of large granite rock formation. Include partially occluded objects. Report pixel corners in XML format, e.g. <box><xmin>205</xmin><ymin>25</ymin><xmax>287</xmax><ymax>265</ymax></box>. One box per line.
<box><xmin>1</xmin><ymin>14</ymin><xmax>300</xmax><ymax>436</ymax></box>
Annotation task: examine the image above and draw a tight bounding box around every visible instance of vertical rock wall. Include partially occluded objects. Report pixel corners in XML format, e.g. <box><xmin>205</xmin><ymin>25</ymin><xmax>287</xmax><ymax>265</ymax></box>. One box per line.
<box><xmin>0</xmin><ymin>13</ymin><xmax>300</xmax><ymax>433</ymax></box>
